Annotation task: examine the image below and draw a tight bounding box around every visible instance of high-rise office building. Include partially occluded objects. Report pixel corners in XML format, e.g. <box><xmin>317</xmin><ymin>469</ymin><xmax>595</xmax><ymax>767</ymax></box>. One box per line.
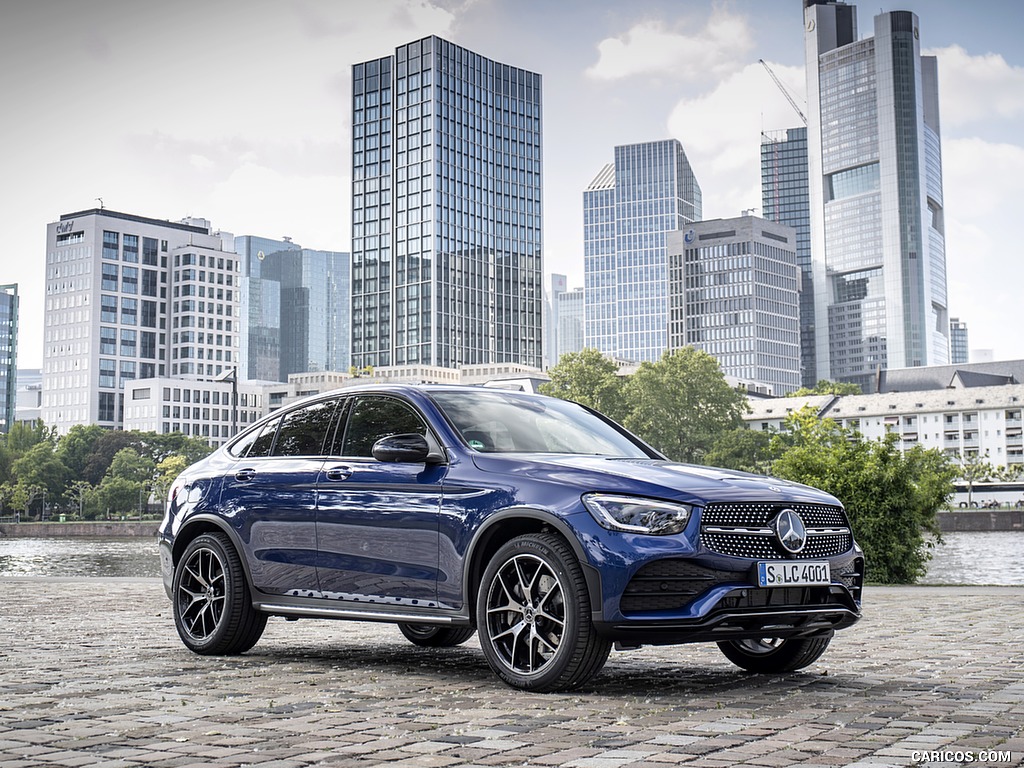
<box><xmin>555</xmin><ymin>286</ymin><xmax>586</xmax><ymax>364</ymax></box>
<box><xmin>235</xmin><ymin>236</ymin><xmax>350</xmax><ymax>382</ymax></box>
<box><xmin>43</xmin><ymin>209</ymin><xmax>240</xmax><ymax>432</ymax></box>
<box><xmin>0</xmin><ymin>284</ymin><xmax>18</xmax><ymax>433</ymax></box>
<box><xmin>584</xmin><ymin>140</ymin><xmax>702</xmax><ymax>363</ymax></box>
<box><xmin>761</xmin><ymin>127</ymin><xmax>815</xmax><ymax>388</ymax></box>
<box><xmin>950</xmin><ymin>317</ymin><xmax>969</xmax><ymax>364</ymax></box>
<box><xmin>805</xmin><ymin>1</ymin><xmax>949</xmax><ymax>390</ymax></box>
<box><xmin>543</xmin><ymin>273</ymin><xmax>567</xmax><ymax>369</ymax></box>
<box><xmin>350</xmin><ymin>36</ymin><xmax>543</xmax><ymax>370</ymax></box>
<box><xmin>667</xmin><ymin>216</ymin><xmax>801</xmax><ymax>395</ymax></box>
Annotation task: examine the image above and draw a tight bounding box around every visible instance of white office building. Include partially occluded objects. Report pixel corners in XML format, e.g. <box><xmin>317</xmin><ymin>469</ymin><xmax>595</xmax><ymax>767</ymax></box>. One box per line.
<box><xmin>43</xmin><ymin>208</ymin><xmax>241</xmax><ymax>433</ymax></box>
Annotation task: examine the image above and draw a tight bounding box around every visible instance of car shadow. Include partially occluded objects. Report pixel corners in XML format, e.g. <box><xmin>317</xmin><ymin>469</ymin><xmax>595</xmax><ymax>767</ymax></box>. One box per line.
<box><xmin>232</xmin><ymin>632</ymin><xmax>863</xmax><ymax>699</ymax></box>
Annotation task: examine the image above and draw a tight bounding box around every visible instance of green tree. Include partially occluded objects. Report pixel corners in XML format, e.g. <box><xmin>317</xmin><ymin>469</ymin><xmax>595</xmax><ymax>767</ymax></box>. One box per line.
<box><xmin>11</xmin><ymin>442</ymin><xmax>70</xmax><ymax>500</ymax></box>
<box><xmin>705</xmin><ymin>427</ymin><xmax>777</xmax><ymax>475</ymax></box>
<box><xmin>108</xmin><ymin>447</ymin><xmax>156</xmax><ymax>484</ymax></box>
<box><xmin>622</xmin><ymin>348</ymin><xmax>749</xmax><ymax>463</ymax></box>
<box><xmin>66</xmin><ymin>480</ymin><xmax>94</xmax><ymax>520</ymax></box>
<box><xmin>787</xmin><ymin>380</ymin><xmax>863</xmax><ymax>397</ymax></box>
<box><xmin>770</xmin><ymin>407</ymin><xmax>955</xmax><ymax>584</ymax></box>
<box><xmin>91</xmin><ymin>476</ymin><xmax>143</xmax><ymax>518</ymax></box>
<box><xmin>153</xmin><ymin>455</ymin><xmax>189</xmax><ymax>504</ymax></box>
<box><xmin>4</xmin><ymin>419</ymin><xmax>55</xmax><ymax>454</ymax></box>
<box><xmin>146</xmin><ymin>433</ymin><xmax>213</xmax><ymax>465</ymax></box>
<box><xmin>56</xmin><ymin>424</ymin><xmax>107</xmax><ymax>479</ymax></box>
<box><xmin>540</xmin><ymin>348</ymin><xmax>626</xmax><ymax>421</ymax></box>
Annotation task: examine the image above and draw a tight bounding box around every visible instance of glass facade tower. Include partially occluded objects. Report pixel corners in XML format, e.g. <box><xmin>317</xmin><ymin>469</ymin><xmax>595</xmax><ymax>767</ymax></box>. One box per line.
<box><xmin>236</xmin><ymin>236</ymin><xmax>350</xmax><ymax>382</ymax></box>
<box><xmin>805</xmin><ymin>1</ymin><xmax>949</xmax><ymax>390</ymax></box>
<box><xmin>584</xmin><ymin>140</ymin><xmax>702</xmax><ymax>363</ymax></box>
<box><xmin>350</xmin><ymin>36</ymin><xmax>543</xmax><ymax>370</ymax></box>
<box><xmin>761</xmin><ymin>127</ymin><xmax>815</xmax><ymax>388</ymax></box>
<box><xmin>0</xmin><ymin>284</ymin><xmax>17</xmax><ymax>433</ymax></box>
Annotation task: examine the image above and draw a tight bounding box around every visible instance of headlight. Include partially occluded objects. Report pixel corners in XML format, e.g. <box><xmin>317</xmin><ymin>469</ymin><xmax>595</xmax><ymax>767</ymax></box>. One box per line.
<box><xmin>583</xmin><ymin>494</ymin><xmax>692</xmax><ymax>535</ymax></box>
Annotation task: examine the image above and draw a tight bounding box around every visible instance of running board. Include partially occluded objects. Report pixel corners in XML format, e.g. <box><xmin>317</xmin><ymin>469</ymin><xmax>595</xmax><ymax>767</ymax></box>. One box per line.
<box><xmin>256</xmin><ymin>601</ymin><xmax>460</xmax><ymax>625</ymax></box>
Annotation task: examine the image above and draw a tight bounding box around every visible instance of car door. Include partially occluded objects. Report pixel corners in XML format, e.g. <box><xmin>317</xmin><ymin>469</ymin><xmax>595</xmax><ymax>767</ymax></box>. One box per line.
<box><xmin>315</xmin><ymin>394</ymin><xmax>446</xmax><ymax>607</ymax></box>
<box><xmin>219</xmin><ymin>397</ymin><xmax>339</xmax><ymax>596</ymax></box>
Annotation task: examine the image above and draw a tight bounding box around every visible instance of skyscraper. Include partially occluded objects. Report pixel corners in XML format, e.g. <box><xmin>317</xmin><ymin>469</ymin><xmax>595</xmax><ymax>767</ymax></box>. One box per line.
<box><xmin>761</xmin><ymin>127</ymin><xmax>815</xmax><ymax>388</ymax></box>
<box><xmin>584</xmin><ymin>139</ymin><xmax>702</xmax><ymax>363</ymax></box>
<box><xmin>950</xmin><ymin>317</ymin><xmax>969</xmax><ymax>364</ymax></box>
<box><xmin>0</xmin><ymin>284</ymin><xmax>18</xmax><ymax>433</ymax></box>
<box><xmin>667</xmin><ymin>216</ymin><xmax>801</xmax><ymax>395</ymax></box>
<box><xmin>543</xmin><ymin>273</ymin><xmax>567</xmax><ymax>369</ymax></box>
<box><xmin>350</xmin><ymin>36</ymin><xmax>543</xmax><ymax>370</ymax></box>
<box><xmin>805</xmin><ymin>1</ymin><xmax>949</xmax><ymax>390</ymax></box>
<box><xmin>235</xmin><ymin>236</ymin><xmax>350</xmax><ymax>382</ymax></box>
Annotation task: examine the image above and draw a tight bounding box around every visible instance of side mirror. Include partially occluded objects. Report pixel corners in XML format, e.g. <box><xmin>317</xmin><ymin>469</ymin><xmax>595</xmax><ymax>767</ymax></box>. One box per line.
<box><xmin>372</xmin><ymin>433</ymin><xmax>431</xmax><ymax>463</ymax></box>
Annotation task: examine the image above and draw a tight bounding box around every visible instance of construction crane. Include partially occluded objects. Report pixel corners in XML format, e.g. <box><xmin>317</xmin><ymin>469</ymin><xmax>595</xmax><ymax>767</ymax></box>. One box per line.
<box><xmin>759</xmin><ymin>59</ymin><xmax>807</xmax><ymax>125</ymax></box>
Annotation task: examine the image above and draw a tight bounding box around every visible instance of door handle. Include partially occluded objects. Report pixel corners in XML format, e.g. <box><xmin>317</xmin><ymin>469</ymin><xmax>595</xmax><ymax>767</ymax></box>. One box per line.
<box><xmin>325</xmin><ymin>466</ymin><xmax>352</xmax><ymax>481</ymax></box>
<box><xmin>234</xmin><ymin>468</ymin><xmax>256</xmax><ymax>482</ymax></box>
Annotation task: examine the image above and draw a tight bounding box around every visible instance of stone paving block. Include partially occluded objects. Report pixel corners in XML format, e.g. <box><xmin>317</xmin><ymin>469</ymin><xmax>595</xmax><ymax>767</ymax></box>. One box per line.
<box><xmin>1</xmin><ymin>581</ymin><xmax>1023</xmax><ymax>767</ymax></box>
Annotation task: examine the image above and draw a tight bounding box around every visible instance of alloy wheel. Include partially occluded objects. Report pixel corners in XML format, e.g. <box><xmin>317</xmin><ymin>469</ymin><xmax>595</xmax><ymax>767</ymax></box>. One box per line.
<box><xmin>484</xmin><ymin>553</ymin><xmax>566</xmax><ymax>676</ymax></box>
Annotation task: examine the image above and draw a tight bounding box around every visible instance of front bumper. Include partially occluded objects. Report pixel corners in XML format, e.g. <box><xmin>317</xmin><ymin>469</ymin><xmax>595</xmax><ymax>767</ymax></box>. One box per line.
<box><xmin>594</xmin><ymin>582</ymin><xmax>861</xmax><ymax>646</ymax></box>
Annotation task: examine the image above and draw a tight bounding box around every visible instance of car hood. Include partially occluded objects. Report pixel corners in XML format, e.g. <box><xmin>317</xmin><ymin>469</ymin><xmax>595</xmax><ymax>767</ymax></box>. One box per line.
<box><xmin>469</xmin><ymin>453</ymin><xmax>841</xmax><ymax>507</ymax></box>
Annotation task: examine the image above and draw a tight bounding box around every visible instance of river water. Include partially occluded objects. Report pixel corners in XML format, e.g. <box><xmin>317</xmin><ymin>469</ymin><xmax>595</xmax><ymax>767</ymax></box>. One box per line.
<box><xmin>0</xmin><ymin>532</ymin><xmax>1020</xmax><ymax>584</ymax></box>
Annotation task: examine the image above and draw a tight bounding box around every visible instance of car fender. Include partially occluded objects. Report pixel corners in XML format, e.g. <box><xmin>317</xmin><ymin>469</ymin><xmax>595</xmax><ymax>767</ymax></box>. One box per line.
<box><xmin>462</xmin><ymin>506</ymin><xmax>603</xmax><ymax>615</ymax></box>
<box><xmin>170</xmin><ymin>513</ymin><xmax>260</xmax><ymax>597</ymax></box>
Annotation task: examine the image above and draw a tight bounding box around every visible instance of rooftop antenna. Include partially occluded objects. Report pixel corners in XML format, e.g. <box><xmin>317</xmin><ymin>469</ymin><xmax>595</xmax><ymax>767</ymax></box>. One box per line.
<box><xmin>96</xmin><ymin>197</ymin><xmax>104</xmax><ymax>209</ymax></box>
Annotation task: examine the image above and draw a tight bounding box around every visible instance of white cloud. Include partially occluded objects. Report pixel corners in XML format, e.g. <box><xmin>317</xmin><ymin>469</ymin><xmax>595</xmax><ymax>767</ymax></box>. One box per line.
<box><xmin>926</xmin><ymin>45</ymin><xmax>1024</xmax><ymax>128</ymax></box>
<box><xmin>208</xmin><ymin>162</ymin><xmax>348</xmax><ymax>252</ymax></box>
<box><xmin>666</xmin><ymin>61</ymin><xmax>807</xmax><ymax>218</ymax></box>
<box><xmin>587</xmin><ymin>7</ymin><xmax>753</xmax><ymax>83</ymax></box>
<box><xmin>942</xmin><ymin>137</ymin><xmax>1024</xmax><ymax>360</ymax></box>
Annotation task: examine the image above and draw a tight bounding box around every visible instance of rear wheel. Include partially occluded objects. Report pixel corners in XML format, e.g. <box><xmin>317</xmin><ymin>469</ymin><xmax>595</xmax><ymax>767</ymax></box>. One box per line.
<box><xmin>172</xmin><ymin>532</ymin><xmax>267</xmax><ymax>655</ymax></box>
<box><xmin>476</xmin><ymin>532</ymin><xmax>611</xmax><ymax>692</ymax></box>
<box><xmin>398</xmin><ymin>623</ymin><xmax>476</xmax><ymax>647</ymax></box>
<box><xmin>717</xmin><ymin>635</ymin><xmax>831</xmax><ymax>673</ymax></box>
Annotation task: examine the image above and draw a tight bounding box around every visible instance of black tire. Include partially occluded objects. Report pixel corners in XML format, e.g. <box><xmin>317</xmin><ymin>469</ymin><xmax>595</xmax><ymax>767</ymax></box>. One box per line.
<box><xmin>717</xmin><ymin>635</ymin><xmax>832</xmax><ymax>673</ymax></box>
<box><xmin>476</xmin><ymin>532</ymin><xmax>611</xmax><ymax>692</ymax></box>
<box><xmin>398</xmin><ymin>623</ymin><xmax>476</xmax><ymax>647</ymax></box>
<box><xmin>172</xmin><ymin>531</ymin><xmax>267</xmax><ymax>655</ymax></box>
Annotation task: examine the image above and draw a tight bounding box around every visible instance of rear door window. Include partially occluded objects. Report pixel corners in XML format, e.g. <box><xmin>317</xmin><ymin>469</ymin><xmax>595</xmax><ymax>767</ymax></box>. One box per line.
<box><xmin>272</xmin><ymin>399</ymin><xmax>339</xmax><ymax>457</ymax></box>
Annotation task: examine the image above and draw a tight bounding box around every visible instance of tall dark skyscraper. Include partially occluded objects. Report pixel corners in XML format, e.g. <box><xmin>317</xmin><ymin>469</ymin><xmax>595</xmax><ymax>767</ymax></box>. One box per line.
<box><xmin>762</xmin><ymin>127</ymin><xmax>814</xmax><ymax>388</ymax></box>
<box><xmin>583</xmin><ymin>140</ymin><xmax>702</xmax><ymax>363</ymax></box>
<box><xmin>805</xmin><ymin>1</ymin><xmax>949</xmax><ymax>390</ymax></box>
<box><xmin>350</xmin><ymin>36</ymin><xmax>543</xmax><ymax>370</ymax></box>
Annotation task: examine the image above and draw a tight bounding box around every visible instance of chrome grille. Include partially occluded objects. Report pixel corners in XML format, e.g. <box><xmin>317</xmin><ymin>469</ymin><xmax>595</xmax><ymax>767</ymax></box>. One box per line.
<box><xmin>700</xmin><ymin>502</ymin><xmax>853</xmax><ymax>559</ymax></box>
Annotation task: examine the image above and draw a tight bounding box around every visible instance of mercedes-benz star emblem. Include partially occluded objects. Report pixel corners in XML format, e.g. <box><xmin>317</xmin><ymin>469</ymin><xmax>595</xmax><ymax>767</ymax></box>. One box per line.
<box><xmin>774</xmin><ymin>509</ymin><xmax>807</xmax><ymax>554</ymax></box>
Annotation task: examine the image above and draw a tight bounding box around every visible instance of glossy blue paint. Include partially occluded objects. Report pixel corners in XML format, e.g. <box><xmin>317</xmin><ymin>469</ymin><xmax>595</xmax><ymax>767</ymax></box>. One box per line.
<box><xmin>159</xmin><ymin>384</ymin><xmax>862</xmax><ymax>643</ymax></box>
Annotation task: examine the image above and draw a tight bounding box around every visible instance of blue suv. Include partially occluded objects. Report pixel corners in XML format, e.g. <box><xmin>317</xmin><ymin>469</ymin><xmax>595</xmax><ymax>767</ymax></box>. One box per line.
<box><xmin>159</xmin><ymin>385</ymin><xmax>863</xmax><ymax>691</ymax></box>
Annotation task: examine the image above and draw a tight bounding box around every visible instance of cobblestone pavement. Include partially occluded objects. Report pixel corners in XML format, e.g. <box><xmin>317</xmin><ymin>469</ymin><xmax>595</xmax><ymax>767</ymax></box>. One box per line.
<box><xmin>1</xmin><ymin>579</ymin><xmax>1021</xmax><ymax>768</ymax></box>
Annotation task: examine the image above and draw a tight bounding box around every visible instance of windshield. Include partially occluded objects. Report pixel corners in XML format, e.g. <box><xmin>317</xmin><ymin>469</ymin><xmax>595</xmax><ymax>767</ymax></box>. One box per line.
<box><xmin>430</xmin><ymin>390</ymin><xmax>653</xmax><ymax>458</ymax></box>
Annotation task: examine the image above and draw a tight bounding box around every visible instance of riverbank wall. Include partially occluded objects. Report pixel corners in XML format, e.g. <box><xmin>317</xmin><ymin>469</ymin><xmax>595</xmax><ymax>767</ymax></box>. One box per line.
<box><xmin>0</xmin><ymin>521</ymin><xmax>157</xmax><ymax>537</ymax></box>
<box><xmin>937</xmin><ymin>509</ymin><xmax>1024</xmax><ymax>532</ymax></box>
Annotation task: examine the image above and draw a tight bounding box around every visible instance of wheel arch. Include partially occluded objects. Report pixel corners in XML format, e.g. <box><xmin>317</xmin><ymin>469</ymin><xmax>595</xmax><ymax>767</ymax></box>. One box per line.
<box><xmin>463</xmin><ymin>508</ymin><xmax>602</xmax><ymax>622</ymax></box>
<box><xmin>171</xmin><ymin>516</ymin><xmax>254</xmax><ymax>588</ymax></box>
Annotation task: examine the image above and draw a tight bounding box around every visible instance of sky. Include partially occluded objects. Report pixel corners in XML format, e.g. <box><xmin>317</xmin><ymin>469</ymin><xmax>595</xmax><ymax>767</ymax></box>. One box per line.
<box><xmin>3</xmin><ymin>0</ymin><xmax>1024</xmax><ymax>370</ymax></box>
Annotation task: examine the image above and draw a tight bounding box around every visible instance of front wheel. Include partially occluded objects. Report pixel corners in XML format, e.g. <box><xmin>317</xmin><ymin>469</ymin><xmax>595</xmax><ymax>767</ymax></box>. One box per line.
<box><xmin>717</xmin><ymin>635</ymin><xmax>832</xmax><ymax>673</ymax></box>
<box><xmin>172</xmin><ymin>532</ymin><xmax>267</xmax><ymax>655</ymax></box>
<box><xmin>476</xmin><ymin>532</ymin><xmax>611</xmax><ymax>692</ymax></box>
<box><xmin>398</xmin><ymin>623</ymin><xmax>476</xmax><ymax>647</ymax></box>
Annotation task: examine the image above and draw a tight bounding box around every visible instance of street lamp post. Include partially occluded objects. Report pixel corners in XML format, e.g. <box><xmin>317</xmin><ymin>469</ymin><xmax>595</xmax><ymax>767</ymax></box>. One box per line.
<box><xmin>215</xmin><ymin>366</ymin><xmax>239</xmax><ymax>438</ymax></box>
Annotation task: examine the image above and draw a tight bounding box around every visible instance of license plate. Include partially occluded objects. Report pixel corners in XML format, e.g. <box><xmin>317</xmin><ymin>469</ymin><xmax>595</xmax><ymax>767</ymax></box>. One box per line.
<box><xmin>757</xmin><ymin>561</ymin><xmax>831</xmax><ymax>587</ymax></box>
